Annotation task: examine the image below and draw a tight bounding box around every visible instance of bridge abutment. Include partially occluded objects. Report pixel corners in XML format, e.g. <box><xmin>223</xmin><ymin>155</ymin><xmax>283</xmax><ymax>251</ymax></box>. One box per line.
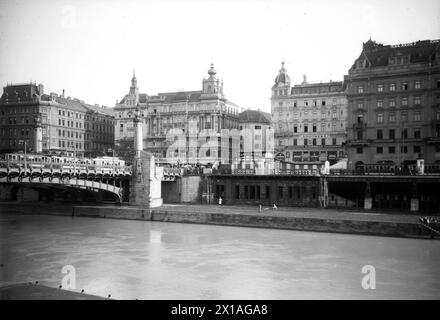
<box><xmin>129</xmin><ymin>151</ymin><xmax>163</xmax><ymax>208</ymax></box>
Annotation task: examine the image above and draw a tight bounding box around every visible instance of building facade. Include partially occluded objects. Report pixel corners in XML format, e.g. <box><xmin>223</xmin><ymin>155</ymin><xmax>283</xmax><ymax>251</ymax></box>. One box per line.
<box><xmin>0</xmin><ymin>82</ymin><xmax>115</xmax><ymax>157</ymax></box>
<box><xmin>345</xmin><ymin>39</ymin><xmax>440</xmax><ymax>168</ymax></box>
<box><xmin>236</xmin><ymin>109</ymin><xmax>274</xmax><ymax>172</ymax></box>
<box><xmin>271</xmin><ymin>62</ymin><xmax>348</xmax><ymax>165</ymax></box>
<box><xmin>114</xmin><ymin>65</ymin><xmax>240</xmax><ymax>165</ymax></box>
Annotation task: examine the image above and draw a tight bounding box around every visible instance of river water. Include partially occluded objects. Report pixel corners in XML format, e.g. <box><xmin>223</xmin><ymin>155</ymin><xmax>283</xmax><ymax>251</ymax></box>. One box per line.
<box><xmin>0</xmin><ymin>213</ymin><xmax>439</xmax><ymax>299</ymax></box>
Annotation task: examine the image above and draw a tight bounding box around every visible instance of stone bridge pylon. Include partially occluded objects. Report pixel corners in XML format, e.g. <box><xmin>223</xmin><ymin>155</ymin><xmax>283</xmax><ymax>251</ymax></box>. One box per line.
<box><xmin>129</xmin><ymin>109</ymin><xmax>163</xmax><ymax>208</ymax></box>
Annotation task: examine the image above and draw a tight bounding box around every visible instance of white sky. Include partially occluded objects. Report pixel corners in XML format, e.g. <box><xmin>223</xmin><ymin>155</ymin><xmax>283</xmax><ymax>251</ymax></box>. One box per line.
<box><xmin>1</xmin><ymin>0</ymin><xmax>439</xmax><ymax>113</ymax></box>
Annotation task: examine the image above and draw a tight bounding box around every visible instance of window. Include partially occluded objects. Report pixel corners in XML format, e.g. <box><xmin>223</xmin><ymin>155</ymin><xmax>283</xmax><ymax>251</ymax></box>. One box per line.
<box><xmin>400</xmin><ymin>146</ymin><xmax>408</xmax><ymax>153</ymax></box>
<box><xmin>322</xmin><ymin>100</ymin><xmax>326</xmax><ymax>106</ymax></box>
<box><xmin>332</xmin><ymin>138</ymin><xmax>337</xmax><ymax>145</ymax></box>
<box><xmin>389</xmin><ymin>112</ymin><xmax>396</xmax><ymax>122</ymax></box>
<box><xmin>313</xmin><ymin>125</ymin><xmax>317</xmax><ymax>132</ymax></box>
<box><xmin>357</xmin><ymin>102</ymin><xmax>364</xmax><ymax>109</ymax></box>
<box><xmin>304</xmin><ymin>139</ymin><xmax>308</xmax><ymax>146</ymax></box>
<box><xmin>314</xmin><ymin>100</ymin><xmax>317</xmax><ymax>107</ymax></box>
<box><xmin>389</xmin><ymin>99</ymin><xmax>395</xmax><ymax>107</ymax></box>
<box><xmin>304</xmin><ymin>126</ymin><xmax>308</xmax><ymax>133</ymax></box>
<box><xmin>389</xmin><ymin>129</ymin><xmax>395</xmax><ymax>139</ymax></box>
<box><xmin>294</xmin><ymin>126</ymin><xmax>297</xmax><ymax>133</ymax></box>
<box><xmin>377</xmin><ymin>147</ymin><xmax>383</xmax><ymax>154</ymax></box>
<box><xmin>414</xmin><ymin>96</ymin><xmax>421</xmax><ymax>105</ymax></box>
<box><xmin>356</xmin><ymin>147</ymin><xmax>363</xmax><ymax>154</ymax></box>
<box><xmin>313</xmin><ymin>139</ymin><xmax>317</xmax><ymax>146</ymax></box>
<box><xmin>402</xmin><ymin>97</ymin><xmax>408</xmax><ymax>106</ymax></box>
<box><xmin>415</xmin><ymin>81</ymin><xmax>421</xmax><ymax>89</ymax></box>
<box><xmin>402</xmin><ymin>83</ymin><xmax>408</xmax><ymax>91</ymax></box>
<box><xmin>357</xmin><ymin>130</ymin><xmax>363</xmax><ymax>140</ymax></box>
<box><xmin>265</xmin><ymin>186</ymin><xmax>270</xmax><ymax>199</ymax></box>
<box><xmin>414</xmin><ymin>130</ymin><xmax>421</xmax><ymax>139</ymax></box>
<box><xmin>377</xmin><ymin>100</ymin><xmax>383</xmax><ymax>108</ymax></box>
<box><xmin>377</xmin><ymin>84</ymin><xmax>384</xmax><ymax>92</ymax></box>
<box><xmin>294</xmin><ymin>101</ymin><xmax>297</xmax><ymax>107</ymax></box>
<box><xmin>414</xmin><ymin>111</ymin><xmax>421</xmax><ymax>121</ymax></box>
<box><xmin>357</xmin><ymin>114</ymin><xmax>364</xmax><ymax>124</ymax></box>
<box><xmin>401</xmin><ymin>128</ymin><xmax>408</xmax><ymax>139</ymax></box>
<box><xmin>389</xmin><ymin>146</ymin><xmax>395</xmax><ymax>154</ymax></box>
<box><xmin>293</xmin><ymin>139</ymin><xmax>297</xmax><ymax>146</ymax></box>
<box><xmin>357</xmin><ymin>86</ymin><xmax>364</xmax><ymax>93</ymax></box>
<box><xmin>390</xmin><ymin>83</ymin><xmax>396</xmax><ymax>91</ymax></box>
<box><xmin>321</xmin><ymin>138</ymin><xmax>326</xmax><ymax>146</ymax></box>
<box><xmin>377</xmin><ymin>113</ymin><xmax>383</xmax><ymax>123</ymax></box>
<box><xmin>414</xmin><ymin>146</ymin><xmax>421</xmax><ymax>153</ymax></box>
<box><xmin>377</xmin><ymin>129</ymin><xmax>383</xmax><ymax>140</ymax></box>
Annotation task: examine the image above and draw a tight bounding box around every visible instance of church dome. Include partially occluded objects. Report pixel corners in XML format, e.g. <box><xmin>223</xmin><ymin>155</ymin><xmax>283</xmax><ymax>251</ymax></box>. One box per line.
<box><xmin>274</xmin><ymin>61</ymin><xmax>291</xmax><ymax>85</ymax></box>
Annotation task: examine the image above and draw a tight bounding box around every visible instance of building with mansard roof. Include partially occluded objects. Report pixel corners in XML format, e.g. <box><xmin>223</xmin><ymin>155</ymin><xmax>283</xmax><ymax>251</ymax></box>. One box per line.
<box><xmin>345</xmin><ymin>38</ymin><xmax>440</xmax><ymax>168</ymax></box>
<box><xmin>114</xmin><ymin>64</ymin><xmax>240</xmax><ymax>165</ymax></box>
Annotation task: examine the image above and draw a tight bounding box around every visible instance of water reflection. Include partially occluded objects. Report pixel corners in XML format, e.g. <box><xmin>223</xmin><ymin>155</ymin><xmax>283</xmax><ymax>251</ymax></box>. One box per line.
<box><xmin>0</xmin><ymin>213</ymin><xmax>439</xmax><ymax>299</ymax></box>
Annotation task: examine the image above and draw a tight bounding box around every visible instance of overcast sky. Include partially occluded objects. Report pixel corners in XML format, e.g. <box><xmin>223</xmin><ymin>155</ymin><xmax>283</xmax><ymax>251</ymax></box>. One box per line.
<box><xmin>1</xmin><ymin>0</ymin><xmax>439</xmax><ymax>112</ymax></box>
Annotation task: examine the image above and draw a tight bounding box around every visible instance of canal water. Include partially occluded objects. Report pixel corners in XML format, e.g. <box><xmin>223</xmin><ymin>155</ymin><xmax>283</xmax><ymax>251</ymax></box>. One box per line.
<box><xmin>0</xmin><ymin>213</ymin><xmax>439</xmax><ymax>299</ymax></box>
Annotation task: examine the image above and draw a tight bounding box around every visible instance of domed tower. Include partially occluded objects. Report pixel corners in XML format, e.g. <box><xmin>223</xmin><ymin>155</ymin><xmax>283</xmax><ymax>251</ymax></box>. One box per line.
<box><xmin>272</xmin><ymin>61</ymin><xmax>291</xmax><ymax>96</ymax></box>
<box><xmin>271</xmin><ymin>61</ymin><xmax>291</xmax><ymax>137</ymax></box>
<box><xmin>202</xmin><ymin>63</ymin><xmax>224</xmax><ymax>98</ymax></box>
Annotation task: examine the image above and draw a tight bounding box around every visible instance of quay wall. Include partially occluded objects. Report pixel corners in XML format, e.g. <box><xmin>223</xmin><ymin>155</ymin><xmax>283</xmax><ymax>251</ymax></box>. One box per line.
<box><xmin>0</xmin><ymin>202</ymin><xmax>431</xmax><ymax>239</ymax></box>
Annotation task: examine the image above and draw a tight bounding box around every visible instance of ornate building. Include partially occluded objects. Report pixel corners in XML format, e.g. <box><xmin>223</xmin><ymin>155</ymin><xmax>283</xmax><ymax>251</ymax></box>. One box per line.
<box><xmin>345</xmin><ymin>39</ymin><xmax>440</xmax><ymax>168</ymax></box>
<box><xmin>0</xmin><ymin>82</ymin><xmax>114</xmax><ymax>157</ymax></box>
<box><xmin>271</xmin><ymin>62</ymin><xmax>348</xmax><ymax>165</ymax></box>
<box><xmin>114</xmin><ymin>64</ymin><xmax>240</xmax><ymax>165</ymax></box>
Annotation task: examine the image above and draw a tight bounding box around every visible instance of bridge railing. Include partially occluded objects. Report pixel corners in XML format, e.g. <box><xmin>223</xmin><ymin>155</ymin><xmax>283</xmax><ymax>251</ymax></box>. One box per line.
<box><xmin>329</xmin><ymin>163</ymin><xmax>440</xmax><ymax>176</ymax></box>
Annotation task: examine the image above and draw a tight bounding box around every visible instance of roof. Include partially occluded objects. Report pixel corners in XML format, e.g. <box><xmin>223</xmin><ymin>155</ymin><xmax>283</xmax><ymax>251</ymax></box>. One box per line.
<box><xmin>350</xmin><ymin>39</ymin><xmax>440</xmax><ymax>70</ymax></box>
<box><xmin>239</xmin><ymin>109</ymin><xmax>271</xmax><ymax>124</ymax></box>
<box><xmin>291</xmin><ymin>80</ymin><xmax>346</xmax><ymax>94</ymax></box>
<box><xmin>0</xmin><ymin>83</ymin><xmax>42</xmax><ymax>103</ymax></box>
<box><xmin>82</xmin><ymin>103</ymin><xmax>114</xmax><ymax>116</ymax></box>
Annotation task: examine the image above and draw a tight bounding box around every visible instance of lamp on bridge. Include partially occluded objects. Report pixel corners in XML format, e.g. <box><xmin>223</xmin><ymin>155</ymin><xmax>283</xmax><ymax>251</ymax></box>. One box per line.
<box><xmin>34</xmin><ymin>116</ymin><xmax>43</xmax><ymax>154</ymax></box>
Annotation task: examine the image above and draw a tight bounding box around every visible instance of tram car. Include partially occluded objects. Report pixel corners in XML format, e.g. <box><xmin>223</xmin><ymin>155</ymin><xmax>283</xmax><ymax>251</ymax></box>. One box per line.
<box><xmin>0</xmin><ymin>153</ymin><xmax>129</xmax><ymax>181</ymax></box>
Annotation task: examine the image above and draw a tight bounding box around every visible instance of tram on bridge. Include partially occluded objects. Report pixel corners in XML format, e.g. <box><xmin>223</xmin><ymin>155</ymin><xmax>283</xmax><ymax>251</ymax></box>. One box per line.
<box><xmin>0</xmin><ymin>153</ymin><xmax>131</xmax><ymax>182</ymax></box>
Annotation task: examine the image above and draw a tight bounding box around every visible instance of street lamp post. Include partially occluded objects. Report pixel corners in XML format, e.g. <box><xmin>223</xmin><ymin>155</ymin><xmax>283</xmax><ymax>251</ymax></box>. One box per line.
<box><xmin>19</xmin><ymin>140</ymin><xmax>27</xmax><ymax>174</ymax></box>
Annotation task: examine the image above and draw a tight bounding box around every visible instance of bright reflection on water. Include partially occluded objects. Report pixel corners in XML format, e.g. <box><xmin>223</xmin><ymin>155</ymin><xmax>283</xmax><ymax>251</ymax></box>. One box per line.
<box><xmin>0</xmin><ymin>213</ymin><xmax>439</xmax><ymax>299</ymax></box>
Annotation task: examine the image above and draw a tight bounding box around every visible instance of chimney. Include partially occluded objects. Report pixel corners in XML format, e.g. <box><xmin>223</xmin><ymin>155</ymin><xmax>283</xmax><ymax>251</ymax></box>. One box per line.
<box><xmin>62</xmin><ymin>89</ymin><xmax>65</xmax><ymax>98</ymax></box>
<box><xmin>302</xmin><ymin>74</ymin><xmax>307</xmax><ymax>85</ymax></box>
<box><xmin>38</xmin><ymin>83</ymin><xmax>44</xmax><ymax>95</ymax></box>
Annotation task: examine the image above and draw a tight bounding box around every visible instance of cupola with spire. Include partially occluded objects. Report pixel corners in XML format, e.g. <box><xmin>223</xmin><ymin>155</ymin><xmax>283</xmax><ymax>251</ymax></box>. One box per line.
<box><xmin>274</xmin><ymin>61</ymin><xmax>291</xmax><ymax>87</ymax></box>
<box><xmin>126</xmin><ymin>69</ymin><xmax>139</xmax><ymax>106</ymax></box>
<box><xmin>202</xmin><ymin>62</ymin><xmax>224</xmax><ymax>98</ymax></box>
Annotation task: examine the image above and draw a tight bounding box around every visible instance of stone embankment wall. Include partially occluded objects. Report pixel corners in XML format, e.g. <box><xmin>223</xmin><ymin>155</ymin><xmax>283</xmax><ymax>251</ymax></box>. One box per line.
<box><xmin>0</xmin><ymin>202</ymin><xmax>432</xmax><ymax>239</ymax></box>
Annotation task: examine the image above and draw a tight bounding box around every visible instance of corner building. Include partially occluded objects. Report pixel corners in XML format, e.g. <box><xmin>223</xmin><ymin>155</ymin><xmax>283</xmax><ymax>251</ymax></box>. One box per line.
<box><xmin>271</xmin><ymin>62</ymin><xmax>348</xmax><ymax>165</ymax></box>
<box><xmin>345</xmin><ymin>39</ymin><xmax>440</xmax><ymax>168</ymax></box>
<box><xmin>0</xmin><ymin>82</ymin><xmax>114</xmax><ymax>157</ymax></box>
<box><xmin>114</xmin><ymin>64</ymin><xmax>240</xmax><ymax>164</ymax></box>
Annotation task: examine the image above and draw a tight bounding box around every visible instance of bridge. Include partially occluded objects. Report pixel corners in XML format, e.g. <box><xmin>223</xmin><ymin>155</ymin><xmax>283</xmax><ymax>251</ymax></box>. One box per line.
<box><xmin>0</xmin><ymin>159</ymin><xmax>182</xmax><ymax>203</ymax></box>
